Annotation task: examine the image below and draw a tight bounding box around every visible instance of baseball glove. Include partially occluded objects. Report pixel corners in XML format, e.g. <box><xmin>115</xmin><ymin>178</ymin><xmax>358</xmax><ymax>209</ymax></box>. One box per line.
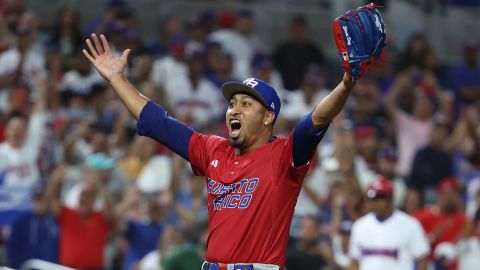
<box><xmin>333</xmin><ymin>3</ymin><xmax>387</xmax><ymax>79</ymax></box>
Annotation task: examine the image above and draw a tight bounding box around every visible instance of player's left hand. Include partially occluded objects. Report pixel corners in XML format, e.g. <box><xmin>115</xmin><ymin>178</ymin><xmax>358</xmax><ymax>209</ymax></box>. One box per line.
<box><xmin>83</xmin><ymin>33</ymin><xmax>130</xmax><ymax>82</ymax></box>
<box><xmin>333</xmin><ymin>3</ymin><xmax>387</xmax><ymax>79</ymax></box>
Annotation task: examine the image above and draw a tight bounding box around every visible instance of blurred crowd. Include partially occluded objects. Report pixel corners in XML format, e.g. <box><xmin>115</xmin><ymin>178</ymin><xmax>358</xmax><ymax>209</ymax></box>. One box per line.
<box><xmin>0</xmin><ymin>0</ymin><xmax>480</xmax><ymax>270</ymax></box>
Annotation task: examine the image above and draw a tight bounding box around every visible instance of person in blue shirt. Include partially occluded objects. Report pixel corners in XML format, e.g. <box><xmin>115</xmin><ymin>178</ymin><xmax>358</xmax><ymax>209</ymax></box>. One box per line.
<box><xmin>117</xmin><ymin>191</ymin><xmax>165</xmax><ymax>270</ymax></box>
<box><xmin>6</xmin><ymin>186</ymin><xmax>59</xmax><ymax>269</ymax></box>
<box><xmin>448</xmin><ymin>43</ymin><xmax>480</xmax><ymax>106</ymax></box>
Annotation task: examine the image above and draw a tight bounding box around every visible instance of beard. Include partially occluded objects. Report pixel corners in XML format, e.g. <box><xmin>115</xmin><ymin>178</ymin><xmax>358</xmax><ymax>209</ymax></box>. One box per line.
<box><xmin>229</xmin><ymin>137</ymin><xmax>245</xmax><ymax>148</ymax></box>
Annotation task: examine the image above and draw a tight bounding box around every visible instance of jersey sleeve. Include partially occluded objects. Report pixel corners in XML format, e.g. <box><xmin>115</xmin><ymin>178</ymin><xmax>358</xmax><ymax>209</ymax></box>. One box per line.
<box><xmin>349</xmin><ymin>222</ymin><xmax>361</xmax><ymax>260</ymax></box>
<box><xmin>24</xmin><ymin>112</ymin><xmax>48</xmax><ymax>158</ymax></box>
<box><xmin>408</xmin><ymin>219</ymin><xmax>431</xmax><ymax>259</ymax></box>
<box><xmin>292</xmin><ymin>111</ymin><xmax>329</xmax><ymax>167</ymax></box>
<box><xmin>137</xmin><ymin>101</ymin><xmax>195</xmax><ymax>160</ymax></box>
<box><xmin>188</xmin><ymin>132</ymin><xmax>225</xmax><ymax>176</ymax></box>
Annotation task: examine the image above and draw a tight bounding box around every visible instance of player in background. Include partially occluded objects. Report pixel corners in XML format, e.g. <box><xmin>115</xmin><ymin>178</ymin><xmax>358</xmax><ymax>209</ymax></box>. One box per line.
<box><xmin>82</xmin><ymin>4</ymin><xmax>384</xmax><ymax>269</ymax></box>
<box><xmin>349</xmin><ymin>177</ymin><xmax>430</xmax><ymax>270</ymax></box>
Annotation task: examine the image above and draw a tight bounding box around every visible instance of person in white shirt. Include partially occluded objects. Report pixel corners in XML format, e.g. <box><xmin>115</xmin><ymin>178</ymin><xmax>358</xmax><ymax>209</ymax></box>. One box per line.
<box><xmin>208</xmin><ymin>11</ymin><xmax>253</xmax><ymax>79</ymax></box>
<box><xmin>0</xmin><ymin>79</ymin><xmax>47</xmax><ymax>212</ymax></box>
<box><xmin>0</xmin><ymin>12</ymin><xmax>46</xmax><ymax>112</ymax></box>
<box><xmin>58</xmin><ymin>50</ymin><xmax>104</xmax><ymax>95</ymax></box>
<box><xmin>349</xmin><ymin>177</ymin><xmax>430</xmax><ymax>270</ymax></box>
<box><xmin>150</xmin><ymin>43</ymin><xmax>187</xmax><ymax>90</ymax></box>
<box><xmin>164</xmin><ymin>49</ymin><xmax>224</xmax><ymax>129</ymax></box>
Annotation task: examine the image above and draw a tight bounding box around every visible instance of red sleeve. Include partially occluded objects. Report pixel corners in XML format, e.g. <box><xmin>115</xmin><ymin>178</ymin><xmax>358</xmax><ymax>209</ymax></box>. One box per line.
<box><xmin>188</xmin><ymin>132</ymin><xmax>226</xmax><ymax>176</ymax></box>
<box><xmin>276</xmin><ymin>132</ymin><xmax>312</xmax><ymax>184</ymax></box>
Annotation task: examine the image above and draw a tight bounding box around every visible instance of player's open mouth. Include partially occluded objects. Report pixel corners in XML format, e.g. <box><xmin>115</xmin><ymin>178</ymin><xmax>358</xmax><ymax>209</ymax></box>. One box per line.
<box><xmin>229</xmin><ymin>119</ymin><xmax>241</xmax><ymax>138</ymax></box>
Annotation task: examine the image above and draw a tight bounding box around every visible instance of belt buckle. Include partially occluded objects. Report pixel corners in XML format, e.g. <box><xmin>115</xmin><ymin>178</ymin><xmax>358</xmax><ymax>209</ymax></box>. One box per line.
<box><xmin>233</xmin><ymin>264</ymin><xmax>253</xmax><ymax>270</ymax></box>
<box><xmin>208</xmin><ymin>263</ymin><xmax>219</xmax><ymax>270</ymax></box>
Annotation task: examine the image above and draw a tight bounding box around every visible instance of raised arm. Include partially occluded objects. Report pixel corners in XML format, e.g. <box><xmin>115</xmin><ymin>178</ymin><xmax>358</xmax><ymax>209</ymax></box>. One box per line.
<box><xmin>311</xmin><ymin>73</ymin><xmax>355</xmax><ymax>129</ymax></box>
<box><xmin>44</xmin><ymin>165</ymin><xmax>66</xmax><ymax>216</ymax></box>
<box><xmin>83</xmin><ymin>33</ymin><xmax>148</xmax><ymax>119</ymax></box>
<box><xmin>83</xmin><ymin>33</ymin><xmax>194</xmax><ymax>160</ymax></box>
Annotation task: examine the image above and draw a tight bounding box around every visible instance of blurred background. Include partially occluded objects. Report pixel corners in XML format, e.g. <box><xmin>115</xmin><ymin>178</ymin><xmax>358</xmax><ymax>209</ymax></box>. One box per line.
<box><xmin>0</xmin><ymin>0</ymin><xmax>479</xmax><ymax>269</ymax></box>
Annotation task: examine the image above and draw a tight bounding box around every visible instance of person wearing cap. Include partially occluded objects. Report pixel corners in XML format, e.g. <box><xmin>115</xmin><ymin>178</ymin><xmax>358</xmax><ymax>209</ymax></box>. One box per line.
<box><xmin>83</xmin><ymin>33</ymin><xmax>357</xmax><ymax>270</ymax></box>
<box><xmin>349</xmin><ymin>177</ymin><xmax>430</xmax><ymax>270</ymax></box>
<box><xmin>413</xmin><ymin>176</ymin><xmax>470</xmax><ymax>269</ymax></box>
<box><xmin>208</xmin><ymin>10</ymin><xmax>253</xmax><ymax>79</ymax></box>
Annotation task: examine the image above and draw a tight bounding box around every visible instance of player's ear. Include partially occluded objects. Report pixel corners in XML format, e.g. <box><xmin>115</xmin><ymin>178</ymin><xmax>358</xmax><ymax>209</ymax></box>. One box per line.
<box><xmin>263</xmin><ymin>111</ymin><xmax>275</xmax><ymax>126</ymax></box>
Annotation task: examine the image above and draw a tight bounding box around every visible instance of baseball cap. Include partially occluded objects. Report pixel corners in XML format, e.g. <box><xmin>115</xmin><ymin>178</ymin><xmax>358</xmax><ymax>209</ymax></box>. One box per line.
<box><xmin>437</xmin><ymin>176</ymin><xmax>460</xmax><ymax>193</ymax></box>
<box><xmin>221</xmin><ymin>78</ymin><xmax>281</xmax><ymax>123</ymax></box>
<box><xmin>366</xmin><ymin>176</ymin><xmax>394</xmax><ymax>199</ymax></box>
<box><xmin>86</xmin><ymin>153</ymin><xmax>115</xmax><ymax>170</ymax></box>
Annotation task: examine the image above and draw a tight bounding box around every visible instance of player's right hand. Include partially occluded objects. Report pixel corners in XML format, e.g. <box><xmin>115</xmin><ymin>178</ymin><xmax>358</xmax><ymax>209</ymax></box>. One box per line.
<box><xmin>83</xmin><ymin>33</ymin><xmax>130</xmax><ymax>82</ymax></box>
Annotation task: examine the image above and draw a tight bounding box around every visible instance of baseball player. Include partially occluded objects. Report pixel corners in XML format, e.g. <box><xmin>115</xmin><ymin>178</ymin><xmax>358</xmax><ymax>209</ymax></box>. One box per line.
<box><xmin>82</xmin><ymin>4</ymin><xmax>386</xmax><ymax>270</ymax></box>
<box><xmin>349</xmin><ymin>177</ymin><xmax>430</xmax><ymax>270</ymax></box>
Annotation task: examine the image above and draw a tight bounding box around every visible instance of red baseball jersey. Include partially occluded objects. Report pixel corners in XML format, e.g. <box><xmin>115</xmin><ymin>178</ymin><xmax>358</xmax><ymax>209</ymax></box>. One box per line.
<box><xmin>188</xmin><ymin>131</ymin><xmax>311</xmax><ymax>266</ymax></box>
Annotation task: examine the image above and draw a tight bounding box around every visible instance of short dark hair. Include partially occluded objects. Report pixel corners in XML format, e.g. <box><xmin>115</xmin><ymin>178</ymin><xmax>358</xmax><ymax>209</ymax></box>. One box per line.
<box><xmin>5</xmin><ymin>110</ymin><xmax>28</xmax><ymax>125</ymax></box>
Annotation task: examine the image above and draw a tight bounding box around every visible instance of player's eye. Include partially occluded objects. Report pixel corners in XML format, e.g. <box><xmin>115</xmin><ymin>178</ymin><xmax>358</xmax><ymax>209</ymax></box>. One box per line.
<box><xmin>228</xmin><ymin>102</ymin><xmax>235</xmax><ymax>109</ymax></box>
<box><xmin>243</xmin><ymin>102</ymin><xmax>251</xmax><ymax>107</ymax></box>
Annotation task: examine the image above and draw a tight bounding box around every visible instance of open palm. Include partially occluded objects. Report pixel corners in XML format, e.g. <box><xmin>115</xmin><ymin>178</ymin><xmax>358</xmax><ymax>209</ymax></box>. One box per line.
<box><xmin>83</xmin><ymin>33</ymin><xmax>130</xmax><ymax>81</ymax></box>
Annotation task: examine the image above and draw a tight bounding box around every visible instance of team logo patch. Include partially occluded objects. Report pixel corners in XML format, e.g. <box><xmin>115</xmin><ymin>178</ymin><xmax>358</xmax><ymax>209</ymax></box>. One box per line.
<box><xmin>211</xmin><ymin>160</ymin><xmax>219</xmax><ymax>168</ymax></box>
<box><xmin>243</xmin><ymin>78</ymin><xmax>258</xmax><ymax>88</ymax></box>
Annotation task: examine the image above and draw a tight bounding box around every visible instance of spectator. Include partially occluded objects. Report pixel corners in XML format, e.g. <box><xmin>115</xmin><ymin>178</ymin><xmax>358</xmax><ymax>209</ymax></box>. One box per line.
<box><xmin>457</xmin><ymin>214</ymin><xmax>480</xmax><ymax>270</ymax></box>
<box><xmin>185</xmin><ymin>16</ymin><xmax>210</xmax><ymax>55</ymax></box>
<box><xmin>150</xmin><ymin>40</ymin><xmax>187</xmax><ymax>90</ymax></box>
<box><xmin>330</xmin><ymin>221</ymin><xmax>352</xmax><ymax>270</ymax></box>
<box><xmin>0</xmin><ymin>79</ymin><xmax>47</xmax><ymax>222</ymax></box>
<box><xmin>47</xmin><ymin>6</ymin><xmax>84</xmax><ymax>80</ymax></box>
<box><xmin>408</xmin><ymin>117</ymin><xmax>454</xmax><ymax>204</ymax></box>
<box><xmin>85</xmin><ymin>0</ymin><xmax>126</xmax><ymax>35</ymax></box>
<box><xmin>129</xmin><ymin>136</ymin><xmax>172</xmax><ymax>194</ymax></box>
<box><xmin>250</xmin><ymin>51</ymin><xmax>285</xmax><ymax>97</ymax></box>
<box><xmin>349</xmin><ymin>177</ymin><xmax>430</xmax><ymax>270</ymax></box>
<box><xmin>376</xmin><ymin>147</ymin><xmax>407</xmax><ymax>208</ymax></box>
<box><xmin>44</xmin><ymin>164</ymin><xmax>116</xmax><ymax>270</ymax></box>
<box><xmin>347</xmin><ymin>78</ymin><xmax>386</xmax><ymax>137</ymax></box>
<box><xmin>395</xmin><ymin>33</ymin><xmax>430</xmax><ymax>72</ymax></box>
<box><xmin>161</xmin><ymin>222</ymin><xmax>207</xmax><ymax>270</ymax></box>
<box><xmin>273</xmin><ymin>14</ymin><xmax>324</xmax><ymax>90</ymax></box>
<box><xmin>0</xmin><ymin>11</ymin><xmax>46</xmax><ymax>112</ymax></box>
<box><xmin>413</xmin><ymin>177</ymin><xmax>470</xmax><ymax>269</ymax></box>
<box><xmin>147</xmin><ymin>14</ymin><xmax>186</xmax><ymax>59</ymax></box>
<box><xmin>402</xmin><ymin>189</ymin><xmax>425</xmax><ymax>215</ymax></box>
<box><xmin>164</xmin><ymin>48</ymin><xmax>224</xmax><ymax>129</ymax></box>
<box><xmin>6</xmin><ymin>185</ymin><xmax>59</xmax><ymax>268</ymax></box>
<box><xmin>235</xmin><ymin>9</ymin><xmax>265</xmax><ymax>53</ymax></box>
<box><xmin>448</xmin><ymin>43</ymin><xmax>480</xmax><ymax>106</ymax></box>
<box><xmin>286</xmin><ymin>215</ymin><xmax>328</xmax><ymax>270</ymax></box>
<box><xmin>58</xmin><ymin>49</ymin><xmax>104</xmax><ymax>96</ymax></box>
<box><xmin>281</xmin><ymin>64</ymin><xmax>330</xmax><ymax>129</ymax></box>
<box><xmin>63</xmin><ymin>153</ymin><xmax>117</xmax><ymax>210</ymax></box>
<box><xmin>385</xmin><ymin>68</ymin><xmax>449</xmax><ymax>177</ymax></box>
<box><xmin>116</xmin><ymin>189</ymin><xmax>166</xmax><ymax>270</ymax></box>
<box><xmin>204</xmin><ymin>42</ymin><xmax>236</xmax><ymax>88</ymax></box>
<box><xmin>208</xmin><ymin>10</ymin><xmax>253</xmax><ymax>79</ymax></box>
